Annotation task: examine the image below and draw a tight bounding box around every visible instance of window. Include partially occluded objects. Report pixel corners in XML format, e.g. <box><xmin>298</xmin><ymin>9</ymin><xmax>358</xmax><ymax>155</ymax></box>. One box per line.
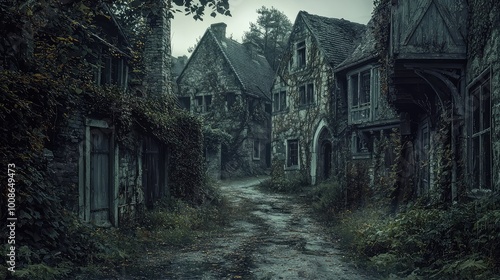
<box><xmin>349</xmin><ymin>67</ymin><xmax>378</xmax><ymax>123</ymax></box>
<box><xmin>299</xmin><ymin>83</ymin><xmax>314</xmax><ymax>106</ymax></box>
<box><xmin>194</xmin><ymin>95</ymin><xmax>212</xmax><ymax>113</ymax></box>
<box><xmin>179</xmin><ymin>97</ymin><xmax>190</xmax><ymax>111</ymax></box>
<box><xmin>468</xmin><ymin>73</ymin><xmax>491</xmax><ymax>192</ymax></box>
<box><xmin>96</xmin><ymin>54</ymin><xmax>128</xmax><ymax>90</ymax></box>
<box><xmin>289</xmin><ymin>40</ymin><xmax>306</xmax><ymax>70</ymax></box>
<box><xmin>287</xmin><ymin>139</ymin><xmax>299</xmax><ymax>167</ymax></box>
<box><xmin>226</xmin><ymin>92</ymin><xmax>236</xmax><ymax>109</ymax></box>
<box><xmin>296</xmin><ymin>41</ymin><xmax>306</xmax><ymax>68</ymax></box>
<box><xmin>273</xmin><ymin>90</ymin><xmax>287</xmax><ymax>112</ymax></box>
<box><xmin>253</xmin><ymin>139</ymin><xmax>260</xmax><ymax>160</ymax></box>
<box><xmin>351</xmin><ymin>132</ymin><xmax>370</xmax><ymax>159</ymax></box>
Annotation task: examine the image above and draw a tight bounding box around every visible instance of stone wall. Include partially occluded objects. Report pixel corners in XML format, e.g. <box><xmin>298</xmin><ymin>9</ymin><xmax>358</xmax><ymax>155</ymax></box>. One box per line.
<box><xmin>178</xmin><ymin>29</ymin><xmax>271</xmax><ymax>178</ymax></box>
<box><xmin>47</xmin><ymin>112</ymin><xmax>145</xmax><ymax>226</ymax></box>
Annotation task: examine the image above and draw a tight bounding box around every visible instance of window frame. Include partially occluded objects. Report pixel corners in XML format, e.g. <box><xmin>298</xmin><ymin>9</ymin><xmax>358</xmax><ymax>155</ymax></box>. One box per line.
<box><xmin>347</xmin><ymin>66</ymin><xmax>379</xmax><ymax>124</ymax></box>
<box><xmin>286</xmin><ymin>139</ymin><xmax>299</xmax><ymax>168</ymax></box>
<box><xmin>466</xmin><ymin>69</ymin><xmax>492</xmax><ymax>193</ymax></box>
<box><xmin>273</xmin><ymin>90</ymin><xmax>287</xmax><ymax>112</ymax></box>
<box><xmin>194</xmin><ymin>94</ymin><xmax>212</xmax><ymax>113</ymax></box>
<box><xmin>289</xmin><ymin>39</ymin><xmax>307</xmax><ymax>70</ymax></box>
<box><xmin>298</xmin><ymin>83</ymin><xmax>314</xmax><ymax>107</ymax></box>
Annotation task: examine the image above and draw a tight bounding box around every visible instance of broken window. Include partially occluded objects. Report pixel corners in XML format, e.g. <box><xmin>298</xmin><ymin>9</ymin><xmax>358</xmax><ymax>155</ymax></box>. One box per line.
<box><xmin>287</xmin><ymin>139</ymin><xmax>299</xmax><ymax>167</ymax></box>
<box><xmin>468</xmin><ymin>72</ymin><xmax>491</xmax><ymax>192</ymax></box>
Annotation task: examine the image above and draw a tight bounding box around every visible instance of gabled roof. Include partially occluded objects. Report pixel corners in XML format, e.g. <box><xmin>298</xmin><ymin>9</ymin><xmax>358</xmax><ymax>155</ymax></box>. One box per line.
<box><xmin>335</xmin><ymin>19</ymin><xmax>378</xmax><ymax>72</ymax></box>
<box><xmin>213</xmin><ymin>32</ymin><xmax>274</xmax><ymax>100</ymax></box>
<box><xmin>298</xmin><ymin>11</ymin><xmax>366</xmax><ymax>67</ymax></box>
<box><xmin>178</xmin><ymin>25</ymin><xmax>274</xmax><ymax>101</ymax></box>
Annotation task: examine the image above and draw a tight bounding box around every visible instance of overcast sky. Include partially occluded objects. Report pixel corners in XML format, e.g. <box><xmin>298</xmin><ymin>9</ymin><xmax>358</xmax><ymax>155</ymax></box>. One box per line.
<box><xmin>171</xmin><ymin>0</ymin><xmax>374</xmax><ymax>57</ymax></box>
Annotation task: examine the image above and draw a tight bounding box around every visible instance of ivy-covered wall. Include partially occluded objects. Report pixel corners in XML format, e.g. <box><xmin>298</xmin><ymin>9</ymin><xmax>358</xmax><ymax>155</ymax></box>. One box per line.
<box><xmin>467</xmin><ymin>0</ymin><xmax>500</xmax><ymax>191</ymax></box>
<box><xmin>177</xmin><ymin>26</ymin><xmax>271</xmax><ymax>179</ymax></box>
<box><xmin>272</xmin><ymin>19</ymin><xmax>333</xmax><ymax>185</ymax></box>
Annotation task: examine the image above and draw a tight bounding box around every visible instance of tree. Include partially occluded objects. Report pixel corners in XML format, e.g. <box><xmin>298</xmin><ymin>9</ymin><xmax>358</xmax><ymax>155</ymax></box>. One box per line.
<box><xmin>243</xmin><ymin>6</ymin><xmax>292</xmax><ymax>71</ymax></box>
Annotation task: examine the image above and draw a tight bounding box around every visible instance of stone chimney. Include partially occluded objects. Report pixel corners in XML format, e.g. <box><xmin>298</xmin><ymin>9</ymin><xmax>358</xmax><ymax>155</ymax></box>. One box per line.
<box><xmin>144</xmin><ymin>0</ymin><xmax>172</xmax><ymax>97</ymax></box>
<box><xmin>210</xmin><ymin>23</ymin><xmax>227</xmax><ymax>40</ymax></box>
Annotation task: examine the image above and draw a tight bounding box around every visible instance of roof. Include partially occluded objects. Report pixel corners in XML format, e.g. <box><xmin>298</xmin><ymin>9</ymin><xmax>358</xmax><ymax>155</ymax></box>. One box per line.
<box><xmin>178</xmin><ymin>25</ymin><xmax>274</xmax><ymax>101</ymax></box>
<box><xmin>298</xmin><ymin>11</ymin><xmax>366</xmax><ymax>67</ymax></box>
<box><xmin>335</xmin><ymin>19</ymin><xmax>378</xmax><ymax>72</ymax></box>
<box><xmin>211</xmin><ymin>30</ymin><xmax>274</xmax><ymax>100</ymax></box>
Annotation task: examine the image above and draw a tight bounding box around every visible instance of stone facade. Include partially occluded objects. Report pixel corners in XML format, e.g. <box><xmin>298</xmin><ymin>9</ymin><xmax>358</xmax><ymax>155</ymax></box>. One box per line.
<box><xmin>177</xmin><ymin>23</ymin><xmax>274</xmax><ymax>179</ymax></box>
<box><xmin>271</xmin><ymin>11</ymin><xmax>365</xmax><ymax>185</ymax></box>
<box><xmin>46</xmin><ymin>2</ymin><xmax>173</xmax><ymax>227</ymax></box>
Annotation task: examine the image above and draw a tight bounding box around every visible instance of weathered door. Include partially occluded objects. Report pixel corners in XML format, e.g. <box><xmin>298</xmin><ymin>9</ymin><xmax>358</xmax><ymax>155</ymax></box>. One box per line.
<box><xmin>90</xmin><ymin>128</ymin><xmax>111</xmax><ymax>226</ymax></box>
<box><xmin>143</xmin><ymin>136</ymin><xmax>160</xmax><ymax>208</ymax></box>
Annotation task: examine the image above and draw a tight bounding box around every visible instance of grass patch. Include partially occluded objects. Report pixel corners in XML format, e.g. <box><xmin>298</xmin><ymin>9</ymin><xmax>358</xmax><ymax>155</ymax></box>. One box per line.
<box><xmin>68</xmin><ymin>182</ymin><xmax>232</xmax><ymax>279</ymax></box>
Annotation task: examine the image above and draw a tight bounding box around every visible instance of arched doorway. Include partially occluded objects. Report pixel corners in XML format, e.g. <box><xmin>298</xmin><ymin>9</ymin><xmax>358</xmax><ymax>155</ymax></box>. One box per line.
<box><xmin>317</xmin><ymin>127</ymin><xmax>332</xmax><ymax>183</ymax></box>
<box><xmin>321</xmin><ymin>140</ymin><xmax>332</xmax><ymax>180</ymax></box>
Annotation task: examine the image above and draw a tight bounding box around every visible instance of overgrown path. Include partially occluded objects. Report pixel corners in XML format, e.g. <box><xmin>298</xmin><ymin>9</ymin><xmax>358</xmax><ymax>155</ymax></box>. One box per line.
<box><xmin>116</xmin><ymin>177</ymin><xmax>375</xmax><ymax>279</ymax></box>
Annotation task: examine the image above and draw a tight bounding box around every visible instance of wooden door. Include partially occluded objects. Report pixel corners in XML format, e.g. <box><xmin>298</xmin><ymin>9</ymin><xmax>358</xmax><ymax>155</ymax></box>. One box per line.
<box><xmin>90</xmin><ymin>128</ymin><xmax>111</xmax><ymax>226</ymax></box>
<box><xmin>143</xmin><ymin>136</ymin><xmax>160</xmax><ymax>208</ymax></box>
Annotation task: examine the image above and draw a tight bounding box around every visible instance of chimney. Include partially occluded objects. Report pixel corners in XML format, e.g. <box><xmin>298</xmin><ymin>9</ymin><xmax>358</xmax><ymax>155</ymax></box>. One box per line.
<box><xmin>210</xmin><ymin>23</ymin><xmax>227</xmax><ymax>40</ymax></box>
<box><xmin>144</xmin><ymin>0</ymin><xmax>171</xmax><ymax>97</ymax></box>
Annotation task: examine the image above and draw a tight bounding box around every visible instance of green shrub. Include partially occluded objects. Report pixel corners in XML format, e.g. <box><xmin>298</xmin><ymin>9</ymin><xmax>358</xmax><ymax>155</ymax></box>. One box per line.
<box><xmin>311</xmin><ymin>180</ymin><xmax>346</xmax><ymax>215</ymax></box>
<box><xmin>333</xmin><ymin>195</ymin><xmax>500</xmax><ymax>279</ymax></box>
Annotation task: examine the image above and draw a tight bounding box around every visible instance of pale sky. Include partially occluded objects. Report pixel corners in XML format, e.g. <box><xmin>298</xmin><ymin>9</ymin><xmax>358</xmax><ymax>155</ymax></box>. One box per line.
<box><xmin>171</xmin><ymin>0</ymin><xmax>374</xmax><ymax>57</ymax></box>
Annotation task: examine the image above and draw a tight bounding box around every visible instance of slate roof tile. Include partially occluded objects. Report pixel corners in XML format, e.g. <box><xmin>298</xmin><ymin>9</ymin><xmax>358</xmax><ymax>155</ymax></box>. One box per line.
<box><xmin>212</xmin><ymin>30</ymin><xmax>274</xmax><ymax>100</ymax></box>
<box><xmin>299</xmin><ymin>11</ymin><xmax>366</xmax><ymax>67</ymax></box>
<box><xmin>335</xmin><ymin>19</ymin><xmax>378</xmax><ymax>71</ymax></box>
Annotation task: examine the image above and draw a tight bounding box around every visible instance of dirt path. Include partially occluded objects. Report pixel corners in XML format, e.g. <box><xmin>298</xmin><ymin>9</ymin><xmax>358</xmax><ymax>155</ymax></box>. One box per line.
<box><xmin>105</xmin><ymin>177</ymin><xmax>376</xmax><ymax>279</ymax></box>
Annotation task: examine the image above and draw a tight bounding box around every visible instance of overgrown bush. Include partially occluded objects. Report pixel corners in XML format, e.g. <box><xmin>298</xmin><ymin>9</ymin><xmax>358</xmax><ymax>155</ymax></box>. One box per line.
<box><xmin>311</xmin><ymin>180</ymin><xmax>346</xmax><ymax>215</ymax></box>
<box><xmin>333</xmin><ymin>195</ymin><xmax>500</xmax><ymax>279</ymax></box>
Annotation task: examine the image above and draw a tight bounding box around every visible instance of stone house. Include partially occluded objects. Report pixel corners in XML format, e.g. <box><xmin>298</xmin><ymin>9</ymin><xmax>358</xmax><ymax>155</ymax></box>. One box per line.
<box><xmin>271</xmin><ymin>11</ymin><xmax>365</xmax><ymax>185</ymax></box>
<box><xmin>47</xmin><ymin>3</ymin><xmax>172</xmax><ymax>227</ymax></box>
<box><xmin>177</xmin><ymin>23</ymin><xmax>274</xmax><ymax>179</ymax></box>
<box><xmin>333</xmin><ymin>0</ymin><xmax>499</xmax><ymax>202</ymax></box>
